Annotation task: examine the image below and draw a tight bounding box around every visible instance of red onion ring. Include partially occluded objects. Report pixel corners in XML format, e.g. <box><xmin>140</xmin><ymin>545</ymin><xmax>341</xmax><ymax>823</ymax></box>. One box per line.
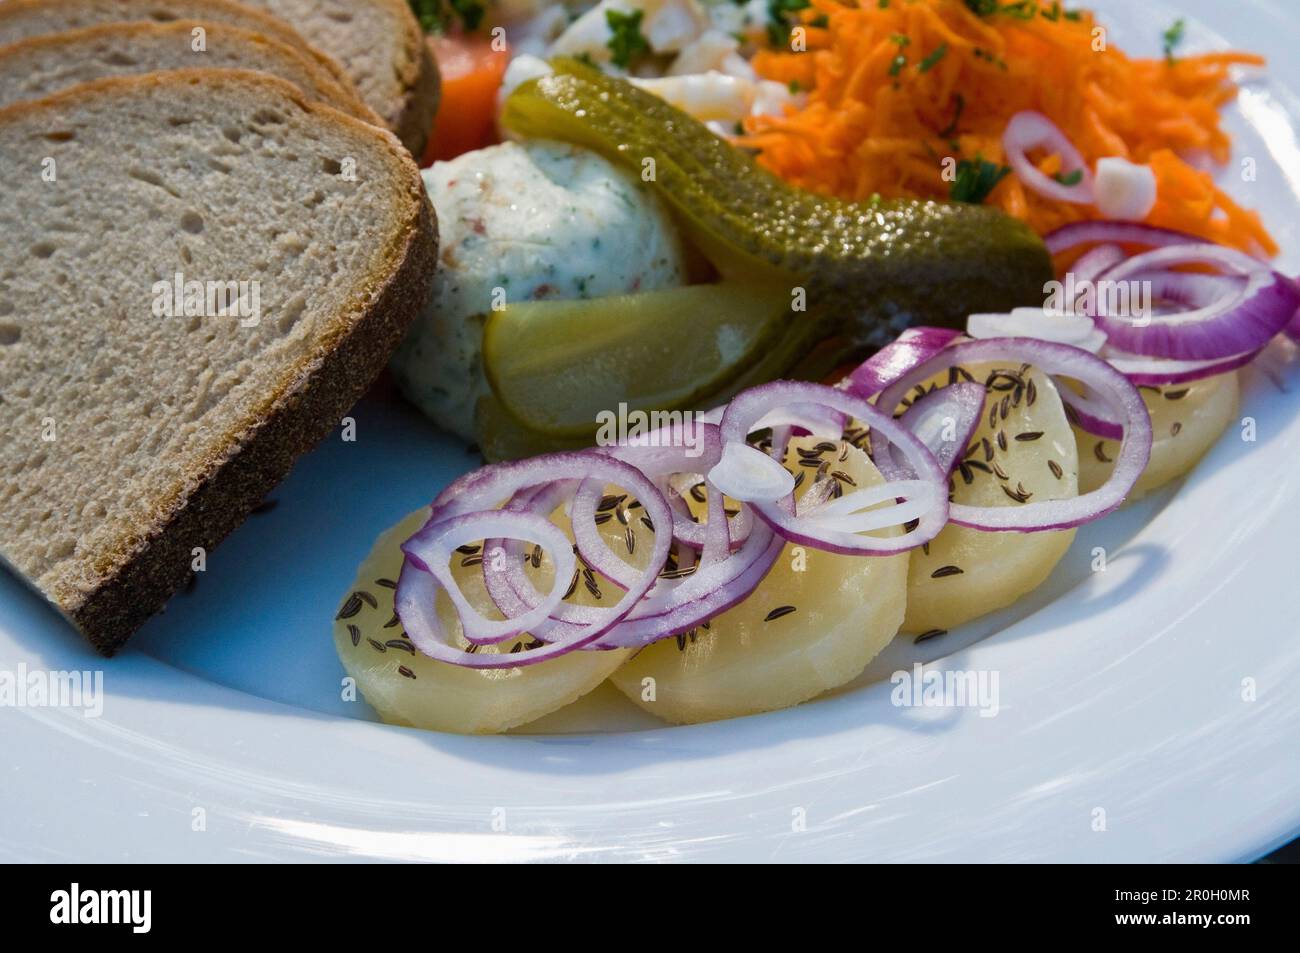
<box><xmin>1044</xmin><ymin>221</ymin><xmax>1203</xmax><ymax>256</ymax></box>
<box><xmin>396</xmin><ymin>452</ymin><xmax>673</xmax><ymax>667</ymax></box>
<box><xmin>1058</xmin><ymin>383</ymin><xmax>1125</xmax><ymax>440</ymax></box>
<box><xmin>844</xmin><ymin>326</ymin><xmax>962</xmax><ymax>398</ymax></box>
<box><xmin>719</xmin><ymin>381</ymin><xmax>949</xmax><ymax>555</ymax></box>
<box><xmin>874</xmin><ymin>339</ymin><xmax>1152</xmax><ymax>531</ymax></box>
<box><xmin>587</xmin><ymin>423</ymin><xmax>753</xmax><ymax>550</ymax></box>
<box><xmin>478</xmin><ymin>479</ymin><xmax>574</xmax><ymax>624</ymax></box>
<box><xmin>1100</xmin><ymin>346</ymin><xmax>1260</xmax><ymax>387</ymax></box>
<box><xmin>446</xmin><ymin>441</ymin><xmax>782</xmax><ymax>653</ymax></box>
<box><xmin>396</xmin><ymin>560</ymin><xmax>598</xmax><ymax>670</ymax></box>
<box><xmin>708</xmin><ymin>441</ymin><xmax>797</xmax><ymax>503</ymax></box>
<box><xmin>1133</xmin><ymin>270</ymin><xmax>1247</xmax><ymax>308</ymax></box>
<box><xmin>1067</xmin><ymin>242</ymin><xmax>1126</xmax><ymax>285</ymax></box>
<box><xmin>1092</xmin><ymin>244</ymin><xmax>1297</xmax><ymax>360</ymax></box>
<box><xmin>1003</xmin><ymin>111</ymin><xmax>1093</xmax><ymax>205</ymax></box>
<box><xmin>589</xmin><ymin>514</ymin><xmax>784</xmax><ymax>649</ymax></box>
<box><xmin>876</xmin><ymin>381</ymin><xmax>986</xmax><ymax>480</ymax></box>
<box><xmin>1279</xmin><ymin>276</ymin><xmax>1299</xmax><ymax>343</ymax></box>
<box><xmin>400</xmin><ymin>511</ymin><xmax>574</xmax><ymax>648</ymax></box>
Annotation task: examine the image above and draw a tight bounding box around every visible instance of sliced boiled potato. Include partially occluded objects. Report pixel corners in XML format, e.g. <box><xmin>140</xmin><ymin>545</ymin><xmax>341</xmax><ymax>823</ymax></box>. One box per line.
<box><xmin>610</xmin><ymin>436</ymin><xmax>909</xmax><ymax>724</ymax></box>
<box><xmin>903</xmin><ymin>364</ymin><xmax>1079</xmax><ymax>634</ymax></box>
<box><xmin>1076</xmin><ymin>372</ymin><xmax>1238</xmax><ymax>499</ymax></box>
<box><xmin>333</xmin><ymin>508</ymin><xmax>631</xmax><ymax>734</ymax></box>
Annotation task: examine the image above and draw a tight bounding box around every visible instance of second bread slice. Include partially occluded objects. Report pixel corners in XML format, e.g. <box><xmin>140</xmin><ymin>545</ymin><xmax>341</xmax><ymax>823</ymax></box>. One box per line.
<box><xmin>0</xmin><ymin>20</ymin><xmax>379</xmax><ymax>120</ymax></box>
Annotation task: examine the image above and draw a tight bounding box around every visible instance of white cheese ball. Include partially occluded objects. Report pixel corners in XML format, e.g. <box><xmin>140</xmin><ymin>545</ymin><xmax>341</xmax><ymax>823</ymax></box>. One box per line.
<box><xmin>391</xmin><ymin>140</ymin><xmax>688</xmax><ymax>441</ymax></box>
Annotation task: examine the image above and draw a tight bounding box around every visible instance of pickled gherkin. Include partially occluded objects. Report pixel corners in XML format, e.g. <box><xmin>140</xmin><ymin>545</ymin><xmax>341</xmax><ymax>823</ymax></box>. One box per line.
<box><xmin>483</xmin><ymin>282</ymin><xmax>795</xmax><ymax>438</ymax></box>
<box><xmin>501</xmin><ymin>59</ymin><xmax>1052</xmax><ymax>352</ymax></box>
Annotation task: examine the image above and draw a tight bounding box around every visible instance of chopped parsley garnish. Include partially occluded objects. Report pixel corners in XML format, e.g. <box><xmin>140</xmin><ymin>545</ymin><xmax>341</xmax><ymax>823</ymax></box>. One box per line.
<box><xmin>939</xmin><ymin>92</ymin><xmax>965</xmax><ymax>137</ymax></box>
<box><xmin>767</xmin><ymin>0</ymin><xmax>811</xmax><ymax>48</ymax></box>
<box><xmin>409</xmin><ymin>0</ymin><xmax>438</xmax><ymax>31</ymax></box>
<box><xmin>997</xmin><ymin>1</ymin><xmax>1039</xmax><ymax>19</ymax></box>
<box><xmin>408</xmin><ymin>0</ymin><xmax>484</xmax><ymax>33</ymax></box>
<box><xmin>965</xmin><ymin>0</ymin><xmax>1079</xmax><ymax>19</ymax></box>
<box><xmin>606</xmin><ymin>9</ymin><xmax>650</xmax><ymax>69</ymax></box>
<box><xmin>451</xmin><ymin>0</ymin><xmax>485</xmax><ymax>31</ymax></box>
<box><xmin>1040</xmin><ymin>1</ymin><xmax>1081</xmax><ymax>20</ymax></box>
<box><xmin>1162</xmin><ymin>18</ymin><xmax>1186</xmax><ymax>64</ymax></box>
<box><xmin>950</xmin><ymin>157</ymin><xmax>1011</xmax><ymax>204</ymax></box>
<box><xmin>887</xmin><ymin>33</ymin><xmax>909</xmax><ymax>76</ymax></box>
<box><xmin>972</xmin><ymin>47</ymin><xmax>1008</xmax><ymax>70</ymax></box>
<box><xmin>919</xmin><ymin>43</ymin><xmax>949</xmax><ymax>73</ymax></box>
<box><xmin>1052</xmin><ymin>169</ymin><xmax>1084</xmax><ymax>186</ymax></box>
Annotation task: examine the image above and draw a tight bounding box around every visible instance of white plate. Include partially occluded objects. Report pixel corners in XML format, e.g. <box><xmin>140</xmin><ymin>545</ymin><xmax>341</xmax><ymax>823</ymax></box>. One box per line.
<box><xmin>3</xmin><ymin>0</ymin><xmax>1299</xmax><ymax>863</ymax></box>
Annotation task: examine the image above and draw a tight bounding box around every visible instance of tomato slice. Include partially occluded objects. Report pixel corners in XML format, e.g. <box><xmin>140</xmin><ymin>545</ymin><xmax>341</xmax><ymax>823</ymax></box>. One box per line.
<box><xmin>421</xmin><ymin>33</ymin><xmax>511</xmax><ymax>165</ymax></box>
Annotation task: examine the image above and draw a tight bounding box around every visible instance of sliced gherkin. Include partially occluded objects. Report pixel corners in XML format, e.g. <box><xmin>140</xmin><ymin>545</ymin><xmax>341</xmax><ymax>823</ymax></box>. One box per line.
<box><xmin>482</xmin><ymin>282</ymin><xmax>795</xmax><ymax>439</ymax></box>
<box><xmin>474</xmin><ymin>394</ymin><xmax>593</xmax><ymax>463</ymax></box>
<box><xmin>501</xmin><ymin>58</ymin><xmax>1053</xmax><ymax>351</ymax></box>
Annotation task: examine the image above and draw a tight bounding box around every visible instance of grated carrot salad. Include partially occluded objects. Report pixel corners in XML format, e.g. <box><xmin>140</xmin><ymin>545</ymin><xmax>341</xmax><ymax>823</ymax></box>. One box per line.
<box><xmin>743</xmin><ymin>0</ymin><xmax>1276</xmax><ymax>256</ymax></box>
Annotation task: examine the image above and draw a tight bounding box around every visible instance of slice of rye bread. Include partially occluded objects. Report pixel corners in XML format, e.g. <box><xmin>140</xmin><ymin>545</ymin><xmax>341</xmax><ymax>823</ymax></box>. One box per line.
<box><xmin>0</xmin><ymin>69</ymin><xmax>438</xmax><ymax>654</ymax></box>
<box><xmin>236</xmin><ymin>0</ymin><xmax>439</xmax><ymax>157</ymax></box>
<box><xmin>0</xmin><ymin>0</ymin><xmax>440</xmax><ymax>155</ymax></box>
<box><xmin>0</xmin><ymin>20</ymin><xmax>379</xmax><ymax>121</ymax></box>
<box><xmin>0</xmin><ymin>0</ymin><xmax>352</xmax><ymax>86</ymax></box>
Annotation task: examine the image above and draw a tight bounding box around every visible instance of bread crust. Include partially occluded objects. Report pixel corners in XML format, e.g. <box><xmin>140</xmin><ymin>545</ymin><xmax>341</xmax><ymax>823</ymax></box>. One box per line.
<box><xmin>377</xmin><ymin>0</ymin><xmax>440</xmax><ymax>158</ymax></box>
<box><xmin>0</xmin><ymin>69</ymin><xmax>438</xmax><ymax>654</ymax></box>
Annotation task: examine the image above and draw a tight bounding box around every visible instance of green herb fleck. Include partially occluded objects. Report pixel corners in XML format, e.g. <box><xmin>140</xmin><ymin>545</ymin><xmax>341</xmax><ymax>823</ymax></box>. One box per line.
<box><xmin>606</xmin><ymin>8</ymin><xmax>650</xmax><ymax>69</ymax></box>
<box><xmin>453</xmin><ymin>0</ymin><xmax>485</xmax><ymax>30</ymax></box>
<box><xmin>919</xmin><ymin>43</ymin><xmax>949</xmax><ymax>73</ymax></box>
<box><xmin>408</xmin><ymin>0</ymin><xmax>484</xmax><ymax>33</ymax></box>
<box><xmin>950</xmin><ymin>157</ymin><xmax>1011</xmax><ymax>204</ymax></box>
<box><xmin>1162</xmin><ymin>18</ymin><xmax>1186</xmax><ymax>64</ymax></box>
<box><xmin>887</xmin><ymin>33</ymin><xmax>910</xmax><ymax>77</ymax></box>
<box><xmin>409</xmin><ymin>0</ymin><xmax>440</xmax><ymax>31</ymax></box>
<box><xmin>938</xmin><ymin>92</ymin><xmax>965</xmax><ymax>138</ymax></box>
<box><xmin>1052</xmin><ymin>168</ymin><xmax>1084</xmax><ymax>186</ymax></box>
<box><xmin>1040</xmin><ymin>1</ymin><xmax>1081</xmax><ymax>21</ymax></box>
<box><xmin>767</xmin><ymin>0</ymin><xmax>811</xmax><ymax>48</ymax></box>
<box><xmin>965</xmin><ymin>0</ymin><xmax>1059</xmax><ymax>20</ymax></box>
<box><xmin>998</xmin><ymin>0</ymin><xmax>1039</xmax><ymax>19</ymax></box>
